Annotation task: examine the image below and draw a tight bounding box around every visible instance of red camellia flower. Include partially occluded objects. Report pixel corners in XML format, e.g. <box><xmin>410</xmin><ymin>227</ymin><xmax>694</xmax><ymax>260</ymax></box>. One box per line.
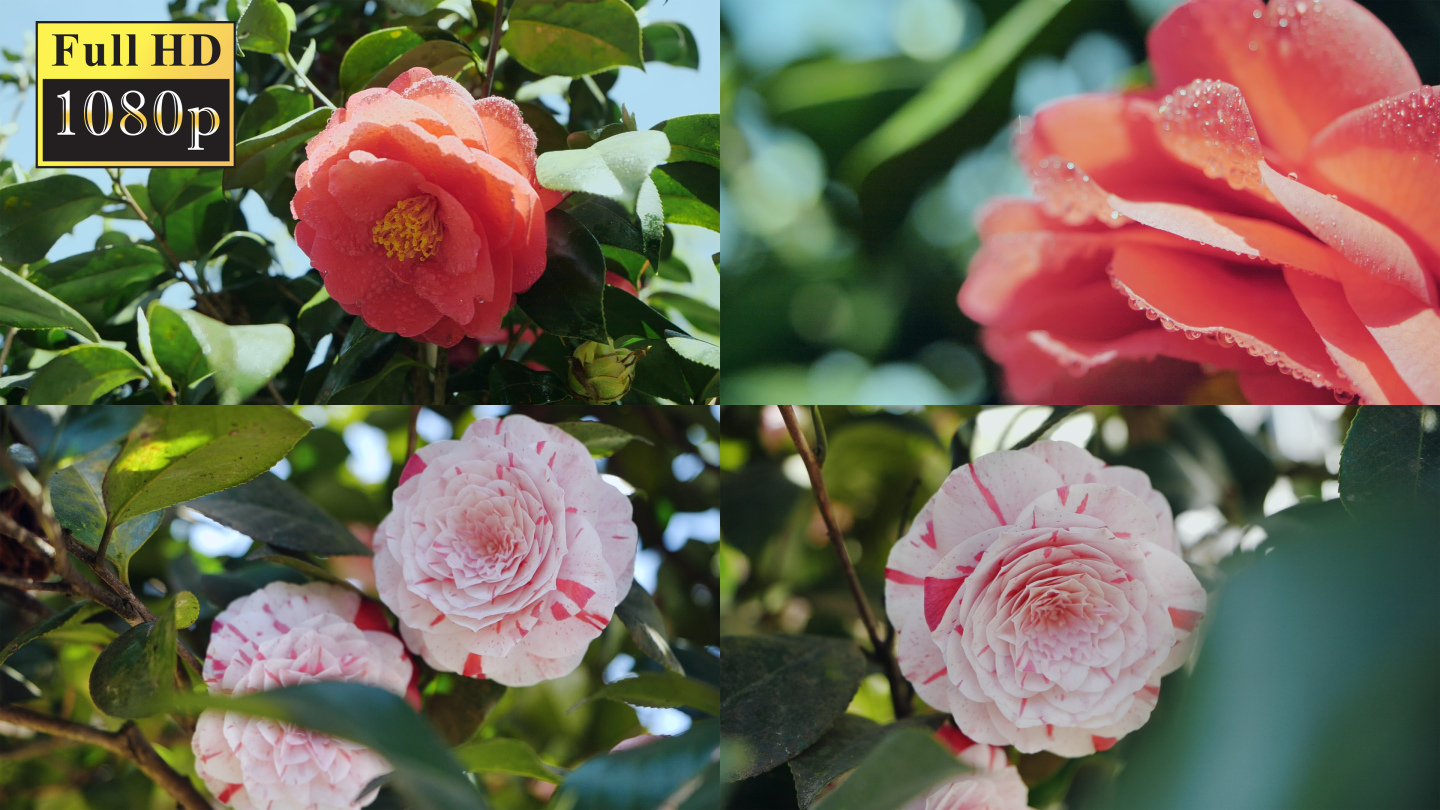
<box><xmin>959</xmin><ymin>0</ymin><xmax>1439</xmax><ymax>404</ymax></box>
<box><xmin>292</xmin><ymin>67</ymin><xmax>562</xmax><ymax>347</ymax></box>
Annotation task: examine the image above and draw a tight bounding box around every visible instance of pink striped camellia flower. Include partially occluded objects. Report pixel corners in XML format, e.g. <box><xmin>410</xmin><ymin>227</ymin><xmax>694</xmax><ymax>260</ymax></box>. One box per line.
<box><xmin>884</xmin><ymin>441</ymin><xmax>1205</xmax><ymax>757</ymax></box>
<box><xmin>192</xmin><ymin>581</ymin><xmax>418</xmax><ymax>810</ymax></box>
<box><xmin>374</xmin><ymin>415</ymin><xmax>638</xmax><ymax>686</ymax></box>
<box><xmin>902</xmin><ymin>723</ymin><xmax>1032</xmax><ymax>810</ymax></box>
<box><xmin>292</xmin><ymin>67</ymin><xmax>563</xmax><ymax>347</ymax></box>
<box><xmin>960</xmin><ymin>0</ymin><xmax>1439</xmax><ymax>404</ymax></box>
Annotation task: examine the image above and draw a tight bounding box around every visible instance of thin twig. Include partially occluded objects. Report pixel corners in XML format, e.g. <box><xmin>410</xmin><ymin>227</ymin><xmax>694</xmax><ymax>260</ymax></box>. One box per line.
<box><xmin>0</xmin><ymin>325</ymin><xmax>17</xmax><ymax>374</ymax></box>
<box><xmin>0</xmin><ymin>705</ymin><xmax>209</xmax><ymax>810</ymax></box>
<box><xmin>406</xmin><ymin>403</ymin><xmax>421</xmax><ymax>460</ymax></box>
<box><xmin>281</xmin><ymin>50</ymin><xmax>336</xmax><ymax>109</ymax></box>
<box><xmin>0</xmin><ymin>572</ymin><xmax>70</xmax><ymax>592</ymax></box>
<box><xmin>480</xmin><ymin>0</ymin><xmax>507</xmax><ymax>98</ymax></box>
<box><xmin>105</xmin><ymin>170</ymin><xmax>224</xmax><ymax>320</ymax></box>
<box><xmin>1009</xmin><ymin>406</ymin><xmax>1083</xmax><ymax>451</ymax></box>
<box><xmin>779</xmin><ymin>406</ymin><xmax>910</xmax><ymax>719</ymax></box>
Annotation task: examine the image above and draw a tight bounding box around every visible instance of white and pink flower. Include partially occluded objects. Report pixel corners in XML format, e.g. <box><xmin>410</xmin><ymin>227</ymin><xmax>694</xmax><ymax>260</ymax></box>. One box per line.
<box><xmin>904</xmin><ymin>724</ymin><xmax>1032</xmax><ymax>810</ymax></box>
<box><xmin>885</xmin><ymin>441</ymin><xmax>1205</xmax><ymax>757</ymax></box>
<box><xmin>192</xmin><ymin>581</ymin><xmax>416</xmax><ymax>810</ymax></box>
<box><xmin>373</xmin><ymin>415</ymin><xmax>637</xmax><ymax>686</ymax></box>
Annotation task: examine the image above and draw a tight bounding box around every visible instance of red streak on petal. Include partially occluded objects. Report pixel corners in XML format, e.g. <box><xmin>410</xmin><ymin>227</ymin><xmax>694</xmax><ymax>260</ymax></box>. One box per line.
<box><xmin>353</xmin><ymin>599</ymin><xmax>390</xmax><ymax>633</ymax></box>
<box><xmin>509</xmin><ymin>452</ymin><xmax>515</xmax><ymax>468</ymax></box>
<box><xmin>1113</xmin><ymin>532</ymin><xmax>1131</xmax><ymax>538</ymax></box>
<box><xmin>495</xmin><ymin>463</ymin><xmax>504</xmax><ymax>478</ymax></box>
<box><xmin>1044</xmin><ymin>548</ymin><xmax>1052</xmax><ymax>558</ymax></box>
<box><xmin>1077</xmin><ymin>493</ymin><xmax>1090</xmax><ymax>514</ymax></box>
<box><xmin>429</xmin><ymin>614</ymin><xmax>446</xmax><ymax>627</ymax></box>
<box><xmin>935</xmin><ymin>723</ymin><xmax>974</xmax><ymax>754</ymax></box>
<box><xmin>551</xmin><ymin>602</ymin><xmax>571</xmax><ymax>620</ymax></box>
<box><xmin>416</xmin><ymin>577</ymin><xmax>437</xmax><ymax>585</ymax></box>
<box><xmin>1020</xmin><ymin>698</ymin><xmax>1028</xmax><ymax>716</ymax></box>
<box><xmin>1143</xmin><ymin>685</ymin><xmax>1161</xmax><ymax>697</ymax></box>
<box><xmin>463</xmin><ymin>653</ymin><xmax>486</xmax><ymax>678</ymax></box>
<box><xmin>955</xmin><ymin>624</ymin><xmax>964</xmax><ymax>635</ymax></box>
<box><xmin>969</xmin><ymin>465</ymin><xmax>1007</xmax><ymax>525</ymax></box>
<box><xmin>885</xmin><ymin>568</ymin><xmax>924</xmax><ymax>586</ymax></box>
<box><xmin>1057</xmin><ymin>485</ymin><xmax>1070</xmax><ymax>505</ymax></box>
<box><xmin>494</xmin><ymin>421</ymin><xmax>502</xmax><ymax>434</ymax></box>
<box><xmin>399</xmin><ymin>454</ymin><xmax>427</xmax><ymax>486</ymax></box>
<box><xmin>923</xmin><ymin>669</ymin><xmax>947</xmax><ymax>684</ymax></box>
<box><xmin>955</xmin><ymin>565</ymin><xmax>975</xmax><ymax>576</ymax></box>
<box><xmin>1046</xmin><ymin>724</ymin><xmax>1054</xmax><ymax>738</ymax></box>
<box><xmin>1169</xmin><ymin>607</ymin><xmax>1202</xmax><ymax>632</ymax></box>
<box><xmin>566</xmin><ymin>507</ymin><xmax>578</xmax><ymax>514</ymax></box>
<box><xmin>537</xmin><ymin>440</ymin><xmax>546</xmax><ymax>454</ymax></box>
<box><xmin>272</xmin><ymin>620</ymin><xmax>290</xmax><ymax>633</ymax></box>
<box><xmin>1092</xmin><ymin>736</ymin><xmax>1117</xmax><ymax>752</ymax></box>
<box><xmin>556</xmin><ymin>578</ymin><xmax>597</xmax><ymax>607</ymax></box>
<box><xmin>218</xmin><ymin>784</ymin><xmax>242</xmax><ymax>803</ymax></box>
<box><xmin>577</xmin><ymin>610</ymin><xmax>609</xmax><ymax>630</ymax></box>
<box><xmin>920</xmin><ymin>520</ymin><xmax>936</xmax><ymax>549</ymax></box>
<box><xmin>924</xmin><ymin>576</ymin><xmax>966</xmax><ymax>632</ymax></box>
<box><xmin>979</xmin><ymin>645</ymin><xmax>991</xmax><ymax>656</ymax></box>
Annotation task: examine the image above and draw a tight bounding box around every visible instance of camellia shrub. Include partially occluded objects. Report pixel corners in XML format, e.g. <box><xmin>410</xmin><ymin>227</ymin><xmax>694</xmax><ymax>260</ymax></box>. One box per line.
<box><xmin>0</xmin><ymin>0</ymin><xmax>718</xmax><ymax>406</ymax></box>
<box><xmin>719</xmin><ymin>405</ymin><xmax>1437</xmax><ymax>810</ymax></box>
<box><xmin>0</xmin><ymin>404</ymin><xmax>719</xmax><ymax>809</ymax></box>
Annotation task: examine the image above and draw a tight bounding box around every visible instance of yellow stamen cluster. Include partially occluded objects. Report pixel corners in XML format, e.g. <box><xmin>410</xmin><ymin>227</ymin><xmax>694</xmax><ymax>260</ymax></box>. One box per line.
<box><xmin>371</xmin><ymin>194</ymin><xmax>444</xmax><ymax>261</ymax></box>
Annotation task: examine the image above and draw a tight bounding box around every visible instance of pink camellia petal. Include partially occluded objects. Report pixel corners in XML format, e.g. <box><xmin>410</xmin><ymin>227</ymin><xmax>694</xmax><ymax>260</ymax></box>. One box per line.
<box><xmin>399</xmin><ymin>75</ymin><xmax>491</xmax><ymax>151</ymax></box>
<box><xmin>1147</xmin><ymin>0</ymin><xmax>1420</xmax><ymax>163</ymax></box>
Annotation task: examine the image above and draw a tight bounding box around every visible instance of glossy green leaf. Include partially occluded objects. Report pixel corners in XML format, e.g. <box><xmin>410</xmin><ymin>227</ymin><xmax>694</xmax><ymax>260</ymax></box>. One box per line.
<box><xmin>185</xmin><ymin>472</ymin><xmax>370</xmax><ymax>556</ymax></box>
<box><xmin>158</xmin><ymin>189</ymin><xmax>229</xmax><ymax>262</ymax></box>
<box><xmin>173</xmin><ymin>591</ymin><xmax>200</xmax><ymax>629</ymax></box>
<box><xmin>648</xmin><ymin>292</ymin><xmax>719</xmax><ymax>336</ymax></box>
<box><xmin>720</xmin><ymin>634</ymin><xmax>866</xmax><ymax>782</ymax></box>
<box><xmin>652</xmin><ymin>164</ymin><xmax>718</xmax><ymax>231</ymax></box>
<box><xmin>503</xmin><ymin>0</ymin><xmax>644</xmax><ymax>77</ymax></box>
<box><xmin>144</xmin><ymin>302</ymin><xmax>208</xmax><ymax>396</ymax></box>
<box><xmin>317</xmin><ymin>320</ymin><xmax>400</xmax><ymax>404</ymax></box>
<box><xmin>555</xmin><ymin>719</ymin><xmax>718</xmax><ymax>810</ymax></box>
<box><xmin>812</xmin><ymin>727</ymin><xmax>967</xmax><ymax>810</ymax></box>
<box><xmin>454</xmin><ymin>737</ymin><xmax>563</xmax><ymax>783</ymax></box>
<box><xmin>30</xmin><ymin>600</ymin><xmax>115</xmax><ymax>649</ymax></box>
<box><xmin>237</xmin><ymin>0</ymin><xmax>292</xmax><ymax>54</ymax></box>
<box><xmin>424</xmin><ymin>674</ymin><xmax>507</xmax><ymax>746</ymax></box>
<box><xmin>0</xmin><ymin>600</ymin><xmax>95</xmax><ymax>668</ymax></box>
<box><xmin>5</xmin><ymin>405</ymin><xmax>145</xmax><ymax>463</ymax></box>
<box><xmin>583</xmin><ymin>672</ymin><xmax>718</xmax><ymax>715</ymax></box>
<box><xmin>24</xmin><ymin>345</ymin><xmax>147</xmax><ymax>405</ymax></box>
<box><xmin>339</xmin><ymin>27</ymin><xmax>426</xmax><ymax>95</ymax></box>
<box><xmin>51</xmin><ymin>443</ymin><xmax>164</xmax><ymax>579</ymax></box>
<box><xmin>0</xmin><ymin>175</ymin><xmax>107</xmax><ymax>263</ymax></box>
<box><xmin>1339</xmin><ymin>405</ymin><xmax>1440</xmax><ymax>520</ymax></box>
<box><xmin>253</xmin><ymin>554</ymin><xmax>365</xmax><ymax>592</ymax></box>
<box><xmin>553</xmin><ymin>420</ymin><xmax>650</xmax><ymax>457</ymax></box>
<box><xmin>612</xmin><ymin>579</ymin><xmax>684</xmax><ymax>673</ymax></box>
<box><xmin>366</xmin><ymin>40</ymin><xmax>475</xmax><ymax>89</ymax></box>
<box><xmin>236</xmin><ymin>85</ymin><xmax>315</xmax><ymax>140</ymax></box>
<box><xmin>642</xmin><ymin>21</ymin><xmax>698</xmax><ymax>69</ymax></box>
<box><xmin>651</xmin><ymin>114</ymin><xmax>718</xmax><ymax>167</ymax></box>
<box><xmin>563</xmin><ymin>194</ymin><xmax>646</xmax><ymax>257</ymax></box>
<box><xmin>159</xmin><ymin>305</ymin><xmax>294</xmax><ymax>404</ymax></box>
<box><xmin>841</xmin><ymin>0</ymin><xmax>1068</xmax><ymax>183</ymax></box>
<box><xmin>225</xmin><ymin>107</ymin><xmax>333</xmax><ymax>190</ymax></box>
<box><xmin>103</xmin><ymin>405</ymin><xmax>311</xmax><ymax>527</ymax></box>
<box><xmin>536</xmin><ymin>130</ymin><xmax>671</xmax><ymax>212</ymax></box>
<box><xmin>666</xmin><ymin>336</ymin><xmax>719</xmax><ymax>368</ymax></box>
<box><xmin>147</xmin><ymin>169</ymin><xmax>223</xmax><ymax>218</ymax></box>
<box><xmin>0</xmin><ymin>265</ymin><xmax>101</xmax><ymax>342</ymax></box>
<box><xmin>178</xmin><ymin>682</ymin><xmax>486</xmax><ymax>810</ymax></box>
<box><xmin>489</xmin><ymin>359</ymin><xmax>570</xmax><ymax>404</ymax></box>
<box><xmin>90</xmin><ymin>602</ymin><xmax>178</xmax><ymax>719</ymax></box>
<box><xmin>30</xmin><ymin>246</ymin><xmax>168</xmax><ymax>321</ymax></box>
<box><xmin>517</xmin><ymin>209</ymin><xmax>607</xmax><ymax>342</ymax></box>
<box><xmin>788</xmin><ymin>714</ymin><xmax>882</xmax><ymax>809</ymax></box>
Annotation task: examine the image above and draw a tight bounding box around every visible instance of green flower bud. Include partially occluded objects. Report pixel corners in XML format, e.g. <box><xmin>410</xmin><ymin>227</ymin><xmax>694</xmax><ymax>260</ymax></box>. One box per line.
<box><xmin>567</xmin><ymin>340</ymin><xmax>645</xmax><ymax>403</ymax></box>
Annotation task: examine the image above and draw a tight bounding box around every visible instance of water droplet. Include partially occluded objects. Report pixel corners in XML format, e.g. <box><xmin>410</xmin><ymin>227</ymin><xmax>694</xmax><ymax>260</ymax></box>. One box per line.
<box><xmin>1252</xmin><ymin>8</ymin><xmax>1262</xmax><ymax>17</ymax></box>
<box><xmin>1278</xmin><ymin>17</ymin><xmax>1288</xmax><ymax>28</ymax></box>
<box><xmin>1248</xmin><ymin>41</ymin><xmax>1259</xmax><ymax>51</ymax></box>
<box><xmin>1287</xmin><ymin>171</ymin><xmax>1299</xmax><ymax>180</ymax></box>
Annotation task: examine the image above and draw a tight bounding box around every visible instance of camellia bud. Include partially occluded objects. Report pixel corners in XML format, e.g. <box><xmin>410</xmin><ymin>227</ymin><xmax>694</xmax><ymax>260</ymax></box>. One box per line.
<box><xmin>567</xmin><ymin>340</ymin><xmax>646</xmax><ymax>403</ymax></box>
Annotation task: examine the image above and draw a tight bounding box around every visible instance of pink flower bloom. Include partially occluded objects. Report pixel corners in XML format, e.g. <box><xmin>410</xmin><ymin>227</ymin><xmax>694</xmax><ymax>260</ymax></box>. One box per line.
<box><xmin>960</xmin><ymin>0</ymin><xmax>1439</xmax><ymax>404</ymax></box>
<box><xmin>292</xmin><ymin>67</ymin><xmax>563</xmax><ymax>347</ymax></box>
<box><xmin>903</xmin><ymin>724</ymin><xmax>1032</xmax><ymax>810</ymax></box>
<box><xmin>192</xmin><ymin>582</ymin><xmax>416</xmax><ymax>810</ymax></box>
<box><xmin>885</xmin><ymin>441</ymin><xmax>1204</xmax><ymax>757</ymax></box>
<box><xmin>373</xmin><ymin>415</ymin><xmax>637</xmax><ymax>686</ymax></box>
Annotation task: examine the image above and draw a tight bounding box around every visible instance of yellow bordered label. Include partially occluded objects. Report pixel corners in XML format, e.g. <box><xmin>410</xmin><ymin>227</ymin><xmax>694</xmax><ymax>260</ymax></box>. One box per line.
<box><xmin>36</xmin><ymin>21</ymin><xmax>236</xmax><ymax>167</ymax></box>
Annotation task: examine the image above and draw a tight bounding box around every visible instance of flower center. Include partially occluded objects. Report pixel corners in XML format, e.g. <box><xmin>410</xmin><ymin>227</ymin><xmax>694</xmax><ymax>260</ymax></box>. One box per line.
<box><xmin>371</xmin><ymin>194</ymin><xmax>443</xmax><ymax>261</ymax></box>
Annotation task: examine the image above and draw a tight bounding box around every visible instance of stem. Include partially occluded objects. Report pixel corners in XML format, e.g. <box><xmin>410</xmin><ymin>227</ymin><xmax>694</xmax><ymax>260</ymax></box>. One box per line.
<box><xmin>480</xmin><ymin>0</ymin><xmax>507</xmax><ymax>98</ymax></box>
<box><xmin>105</xmin><ymin>170</ymin><xmax>224</xmax><ymax>321</ymax></box>
<box><xmin>433</xmin><ymin>347</ymin><xmax>448</xmax><ymax>406</ymax></box>
<box><xmin>0</xmin><ymin>325</ymin><xmax>16</xmax><ymax>373</ymax></box>
<box><xmin>1009</xmin><ymin>406</ymin><xmax>1084</xmax><ymax>451</ymax></box>
<box><xmin>282</xmin><ymin>50</ymin><xmax>336</xmax><ymax>109</ymax></box>
<box><xmin>778</xmin><ymin>406</ymin><xmax>910</xmax><ymax>719</ymax></box>
<box><xmin>0</xmin><ymin>572</ymin><xmax>71</xmax><ymax>592</ymax></box>
<box><xmin>406</xmin><ymin>403</ymin><xmax>421</xmax><ymax>461</ymax></box>
<box><xmin>0</xmin><ymin>705</ymin><xmax>209</xmax><ymax>810</ymax></box>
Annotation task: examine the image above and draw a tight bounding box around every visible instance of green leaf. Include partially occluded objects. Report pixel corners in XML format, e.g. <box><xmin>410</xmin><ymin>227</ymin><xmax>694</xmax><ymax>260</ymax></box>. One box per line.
<box><xmin>383</xmin><ymin>0</ymin><xmax>446</xmax><ymax>13</ymax></box>
<box><xmin>23</xmin><ymin>345</ymin><xmax>146</xmax><ymax>404</ymax></box>
<box><xmin>0</xmin><ymin>176</ymin><xmax>107</xmax><ymax>263</ymax></box>
<box><xmin>488</xmin><ymin>359</ymin><xmax>570</xmax><ymax>404</ymax></box>
<box><xmin>648</xmin><ymin>292</ymin><xmax>719</xmax><ymax>336</ymax></box>
<box><xmin>812</xmin><ymin>727</ymin><xmax>967</xmax><ymax>810</ymax></box>
<box><xmin>158</xmin><ymin>189</ymin><xmax>229</xmax><ymax>262</ymax></box>
<box><xmin>147</xmin><ymin>168</ymin><xmax>223</xmax><ymax>218</ymax></box>
<box><xmin>5</xmin><ymin>405</ymin><xmax>145</xmax><ymax>463</ymax></box>
<box><xmin>666</xmin><ymin>336</ymin><xmax>719</xmax><ymax>368</ymax></box>
<box><xmin>0</xmin><ymin>265</ymin><xmax>101</xmax><ymax>343</ymax></box>
<box><xmin>642</xmin><ymin>21</ymin><xmax>698</xmax><ymax>69</ymax></box>
<box><xmin>536</xmin><ymin>130</ymin><xmax>671</xmax><ymax>212</ymax></box>
<box><xmin>424</xmin><ymin>674</ymin><xmax>506</xmax><ymax>746</ymax></box>
<box><xmin>556</xmin><ymin>719</ymin><xmax>718</xmax><ymax>810</ymax></box>
<box><xmin>29</xmin><ymin>246</ymin><xmax>168</xmax><ymax>320</ymax></box>
<box><xmin>503</xmin><ymin>0</ymin><xmax>644</xmax><ymax>77</ymax></box>
<box><xmin>841</xmin><ymin>0</ymin><xmax>1068</xmax><ymax>184</ymax></box>
<box><xmin>365</xmin><ymin>40</ymin><xmax>475</xmax><ymax>90</ymax></box>
<box><xmin>90</xmin><ymin>602</ymin><xmax>178</xmax><ymax>719</ymax></box>
<box><xmin>316</xmin><ymin>320</ymin><xmax>400</xmax><ymax>404</ymax></box>
<box><xmin>582</xmin><ymin>671</ymin><xmax>719</xmax><ymax>715</ymax></box>
<box><xmin>156</xmin><ymin>305</ymin><xmax>294</xmax><ymax>404</ymax></box>
<box><xmin>236</xmin><ymin>85</ymin><xmax>315</xmax><ymax>140</ymax></box>
<box><xmin>0</xmin><ymin>600</ymin><xmax>95</xmax><ymax>668</ymax></box>
<box><xmin>237</xmin><ymin>0</ymin><xmax>292</xmax><ymax>54</ymax></box>
<box><xmin>652</xmin><ymin>164</ymin><xmax>719</xmax><ymax>231</ymax></box>
<box><xmin>33</xmin><ymin>600</ymin><xmax>116</xmax><ymax>649</ymax></box>
<box><xmin>613</xmin><ymin>579</ymin><xmax>684</xmax><ymax>673</ymax></box>
<box><xmin>788</xmin><ymin>714</ymin><xmax>882</xmax><ymax>809</ymax></box>
<box><xmin>454</xmin><ymin>737</ymin><xmax>563</xmax><ymax>783</ymax></box>
<box><xmin>652</xmin><ymin>114</ymin><xmax>718</xmax><ymax>167</ymax></box>
<box><xmin>252</xmin><ymin>554</ymin><xmax>365</xmax><ymax>592</ymax></box>
<box><xmin>563</xmin><ymin>194</ymin><xmax>646</xmax><ymax>257</ymax></box>
<box><xmin>178</xmin><ymin>682</ymin><xmax>486</xmax><ymax>810</ymax></box>
<box><xmin>339</xmin><ymin>27</ymin><xmax>426</xmax><ymax>96</ymax></box>
<box><xmin>327</xmin><ymin>354</ymin><xmax>426</xmax><ymax>404</ymax></box>
<box><xmin>1339</xmin><ymin>405</ymin><xmax>1440</xmax><ymax>520</ymax></box>
<box><xmin>144</xmin><ymin>303</ymin><xmax>208</xmax><ymax>395</ymax></box>
<box><xmin>720</xmin><ymin>635</ymin><xmax>866</xmax><ymax>782</ymax></box>
<box><xmin>185</xmin><ymin>472</ymin><xmax>371</xmax><ymax>556</ymax></box>
<box><xmin>174</xmin><ymin>591</ymin><xmax>200</xmax><ymax>629</ymax></box>
<box><xmin>604</xmin><ymin>285</ymin><xmax>687</xmax><ymax>339</ymax></box>
<box><xmin>102</xmin><ymin>405</ymin><xmax>311</xmax><ymax>527</ymax></box>
<box><xmin>552</xmin><ymin>420</ymin><xmax>650</xmax><ymax>457</ymax></box>
<box><xmin>225</xmin><ymin>107</ymin><xmax>333</xmax><ymax>190</ymax></box>
<box><xmin>51</xmin><ymin>443</ymin><xmax>164</xmax><ymax>579</ymax></box>
<box><xmin>517</xmin><ymin>208</ymin><xmax>607</xmax><ymax>342</ymax></box>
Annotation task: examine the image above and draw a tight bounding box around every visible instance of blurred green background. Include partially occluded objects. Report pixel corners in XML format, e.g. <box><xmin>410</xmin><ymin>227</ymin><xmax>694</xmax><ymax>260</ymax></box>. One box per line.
<box><xmin>718</xmin><ymin>404</ymin><xmax>1438</xmax><ymax>808</ymax></box>
<box><xmin>1</xmin><ymin>404</ymin><xmax>720</xmax><ymax>809</ymax></box>
<box><xmin>720</xmin><ymin>0</ymin><xmax>1440</xmax><ymax>404</ymax></box>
